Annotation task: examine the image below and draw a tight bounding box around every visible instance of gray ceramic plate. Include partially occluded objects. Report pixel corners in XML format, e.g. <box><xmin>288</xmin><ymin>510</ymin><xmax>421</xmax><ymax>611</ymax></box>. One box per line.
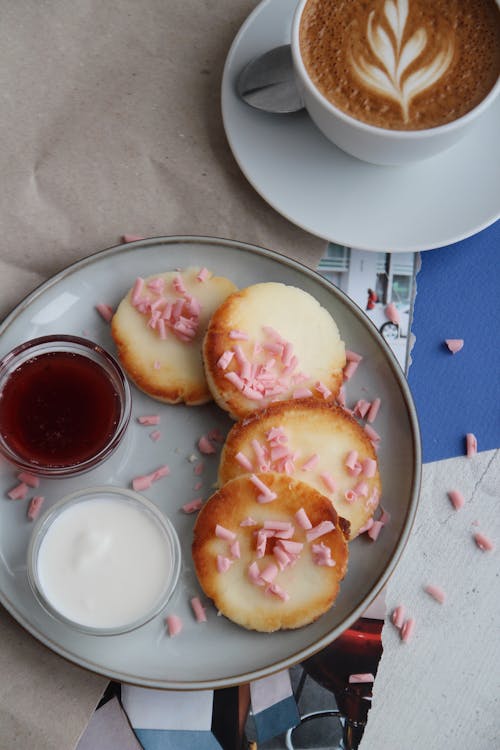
<box><xmin>0</xmin><ymin>236</ymin><xmax>420</xmax><ymax>689</ymax></box>
<box><xmin>222</xmin><ymin>0</ymin><xmax>500</xmax><ymax>252</ymax></box>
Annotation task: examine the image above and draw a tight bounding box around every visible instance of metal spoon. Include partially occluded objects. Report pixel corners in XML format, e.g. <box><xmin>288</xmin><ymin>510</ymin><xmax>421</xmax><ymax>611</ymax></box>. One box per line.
<box><xmin>236</xmin><ymin>44</ymin><xmax>304</xmax><ymax>114</ymax></box>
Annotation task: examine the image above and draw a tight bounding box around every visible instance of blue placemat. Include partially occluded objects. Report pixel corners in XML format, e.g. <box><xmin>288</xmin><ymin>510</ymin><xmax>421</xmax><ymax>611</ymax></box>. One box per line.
<box><xmin>408</xmin><ymin>220</ymin><xmax>500</xmax><ymax>463</ymax></box>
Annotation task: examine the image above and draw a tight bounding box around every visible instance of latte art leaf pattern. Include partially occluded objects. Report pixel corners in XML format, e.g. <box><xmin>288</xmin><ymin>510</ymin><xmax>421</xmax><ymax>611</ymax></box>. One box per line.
<box><xmin>350</xmin><ymin>0</ymin><xmax>454</xmax><ymax>121</ymax></box>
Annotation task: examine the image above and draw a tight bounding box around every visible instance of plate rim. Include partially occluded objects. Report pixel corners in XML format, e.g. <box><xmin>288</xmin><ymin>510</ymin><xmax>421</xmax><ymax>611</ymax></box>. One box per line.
<box><xmin>0</xmin><ymin>234</ymin><xmax>422</xmax><ymax>689</ymax></box>
<box><xmin>221</xmin><ymin>0</ymin><xmax>500</xmax><ymax>253</ymax></box>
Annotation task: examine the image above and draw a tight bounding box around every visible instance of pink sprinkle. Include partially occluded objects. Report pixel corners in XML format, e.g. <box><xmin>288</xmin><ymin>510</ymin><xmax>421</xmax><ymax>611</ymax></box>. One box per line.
<box><xmin>364</xmin><ymin>424</ymin><xmax>381</xmax><ymax>443</ymax></box>
<box><xmin>315</xmin><ymin>381</ymin><xmax>332</xmax><ymax>399</ymax></box>
<box><xmin>182</xmin><ymin>499</ymin><xmax>203</xmax><ymax>514</ymax></box>
<box><xmin>230</xmin><ymin>540</ymin><xmax>241</xmax><ymax>559</ymax></box>
<box><xmin>445</xmin><ymin>338</ymin><xmax>464</xmax><ymax>354</ymax></box>
<box><xmin>194</xmin><ymin>461</ymin><xmax>204</xmax><ymax>476</ymax></box>
<box><xmin>358</xmin><ymin>517</ymin><xmax>375</xmax><ymax>534</ymax></box>
<box><xmin>346</xmin><ymin>350</ymin><xmax>363</xmax><ymax>363</ymax></box>
<box><xmin>198</xmin><ymin>435</ymin><xmax>216</xmax><ymax>455</ymax></box>
<box><xmin>353</xmin><ymin>481</ymin><xmax>369</xmax><ymax>498</ymax></box>
<box><xmin>216</xmin><ymin>554</ymin><xmax>233</xmax><ymax>573</ymax></box>
<box><xmin>424</xmin><ymin>584</ymin><xmax>446</xmax><ymax>604</ymax></box>
<box><xmin>27</xmin><ymin>495</ymin><xmax>45</xmax><ymax>520</ymax></box>
<box><xmin>295</xmin><ymin>507</ymin><xmax>312</xmax><ymax>530</ymax></box>
<box><xmin>320</xmin><ymin>472</ymin><xmax>337</xmax><ymax>493</ymax></box>
<box><xmin>447</xmin><ymin>489</ymin><xmax>464</xmax><ymax>510</ymax></box>
<box><xmin>278</xmin><ymin>539</ymin><xmax>304</xmax><ymax>555</ymax></box>
<box><xmin>229</xmin><ymin>329</ymin><xmax>249</xmax><ymax>340</ymax></box>
<box><xmin>196</xmin><ymin>267</ymin><xmax>210</xmax><ymax>282</ymax></box>
<box><xmin>260</xmin><ymin>563</ymin><xmax>279</xmax><ymax>584</ymax></box>
<box><xmin>149</xmin><ymin>430</ymin><xmax>162</xmax><ymax>442</ymax></box>
<box><xmin>240</xmin><ymin>516</ymin><xmax>257</xmax><ymax>527</ymax></box>
<box><xmin>95</xmin><ymin>303</ymin><xmax>114</xmax><ymax>322</ymax></box>
<box><xmin>292</xmin><ymin>387</ymin><xmax>313</xmax><ymax>399</ymax></box>
<box><xmin>400</xmin><ymin>618</ymin><xmax>415</xmax><ymax>643</ymax></box>
<box><xmin>131</xmin><ymin>277</ymin><xmax>145</xmax><ymax>306</ymax></box>
<box><xmin>217</xmin><ymin>350</ymin><xmax>234</xmax><ymax>370</ymax></box>
<box><xmin>267</xmin><ymin>583</ymin><xmax>290</xmax><ymax>601</ymax></box>
<box><xmin>311</xmin><ymin>542</ymin><xmax>336</xmax><ymax>567</ymax></box>
<box><xmin>166</xmin><ymin>614</ymin><xmax>183</xmax><ymax>637</ymax></box>
<box><xmin>152</xmin><ymin>465</ymin><xmax>170</xmax><ymax>480</ymax></box>
<box><xmin>138</xmin><ymin>414</ymin><xmax>161</xmax><ymax>425</ymax></box>
<box><xmin>353</xmin><ymin>399</ymin><xmax>370</xmax><ymax>419</ymax></box>
<box><xmin>7</xmin><ymin>483</ymin><xmax>29</xmax><ymax>501</ymax></box>
<box><xmin>306</xmin><ymin>521</ymin><xmax>334</xmax><ymax>542</ymax></box>
<box><xmin>367</xmin><ymin>520</ymin><xmax>383</xmax><ymax>541</ymax></box>
<box><xmin>235</xmin><ymin>451</ymin><xmax>253</xmax><ymax>471</ymax></box>
<box><xmin>343</xmin><ymin>361</ymin><xmax>359</xmax><ymax>381</ymax></box>
<box><xmin>122</xmin><ymin>234</ymin><xmax>144</xmax><ymax>243</ymax></box>
<box><xmin>215</xmin><ymin>524</ymin><xmax>236</xmax><ymax>542</ymax></box>
<box><xmin>344</xmin><ymin>489</ymin><xmax>357</xmax><ymax>504</ymax></box>
<box><xmin>249</xmin><ymin>474</ymin><xmax>277</xmax><ymax>503</ymax></box>
<box><xmin>190</xmin><ymin>597</ymin><xmax>207</xmax><ymax>622</ymax></box>
<box><xmin>361</xmin><ymin>458</ymin><xmax>377</xmax><ymax>478</ymax></box>
<box><xmin>385</xmin><ymin>302</ymin><xmax>400</xmax><ymax>325</ymax></box>
<box><xmin>391</xmin><ymin>605</ymin><xmax>406</xmax><ymax>629</ymax></box>
<box><xmin>474</xmin><ymin>532</ymin><xmax>495</xmax><ymax>552</ymax></box>
<box><xmin>349</xmin><ymin>673</ymin><xmax>374</xmax><ymax>684</ymax></box>
<box><xmin>366</xmin><ymin>398</ymin><xmax>381</xmax><ymax>423</ymax></box>
<box><xmin>465</xmin><ymin>433</ymin><xmax>477</xmax><ymax>457</ymax></box>
<box><xmin>301</xmin><ymin>453</ymin><xmax>320</xmax><ymax>471</ymax></box>
<box><xmin>17</xmin><ymin>472</ymin><xmax>40</xmax><ymax>488</ymax></box>
<box><xmin>132</xmin><ymin>475</ymin><xmax>152</xmax><ymax>491</ymax></box>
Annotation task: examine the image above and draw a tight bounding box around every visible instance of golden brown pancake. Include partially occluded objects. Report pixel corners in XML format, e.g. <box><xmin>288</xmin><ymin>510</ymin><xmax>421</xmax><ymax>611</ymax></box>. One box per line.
<box><xmin>192</xmin><ymin>472</ymin><xmax>349</xmax><ymax>632</ymax></box>
<box><xmin>111</xmin><ymin>268</ymin><xmax>237</xmax><ymax>404</ymax></box>
<box><xmin>203</xmin><ymin>282</ymin><xmax>346</xmax><ymax>419</ymax></box>
<box><xmin>218</xmin><ymin>399</ymin><xmax>381</xmax><ymax>539</ymax></box>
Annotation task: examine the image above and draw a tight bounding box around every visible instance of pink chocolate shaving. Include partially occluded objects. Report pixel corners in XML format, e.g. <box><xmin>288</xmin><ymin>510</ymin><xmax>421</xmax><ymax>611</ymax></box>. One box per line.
<box><xmin>7</xmin><ymin>483</ymin><xmax>29</xmax><ymax>501</ymax></box>
<box><xmin>27</xmin><ymin>495</ymin><xmax>45</xmax><ymax>520</ymax></box>
<box><xmin>295</xmin><ymin>507</ymin><xmax>312</xmax><ymax>530</ymax></box>
<box><xmin>166</xmin><ymin>614</ymin><xmax>183</xmax><ymax>637</ymax></box>
<box><xmin>190</xmin><ymin>596</ymin><xmax>207</xmax><ymax>622</ymax></box>
<box><xmin>240</xmin><ymin>516</ymin><xmax>257</xmax><ymax>527</ymax></box>
<box><xmin>249</xmin><ymin>474</ymin><xmax>277</xmax><ymax>503</ymax></box>
<box><xmin>95</xmin><ymin>303</ymin><xmax>114</xmax><ymax>322</ymax></box>
<box><xmin>367</xmin><ymin>520</ymin><xmax>384</xmax><ymax>541</ymax></box>
<box><xmin>385</xmin><ymin>302</ymin><xmax>400</xmax><ymax>324</ymax></box>
<box><xmin>260</xmin><ymin>563</ymin><xmax>278</xmax><ymax>584</ymax></box>
<box><xmin>267</xmin><ymin>583</ymin><xmax>290</xmax><ymax>601</ymax></box>
<box><xmin>361</xmin><ymin>458</ymin><xmax>377</xmax><ymax>478</ymax></box>
<box><xmin>474</xmin><ymin>532</ymin><xmax>495</xmax><ymax>551</ymax></box>
<box><xmin>216</xmin><ymin>554</ymin><xmax>233</xmax><ymax>573</ymax></box>
<box><xmin>311</xmin><ymin>542</ymin><xmax>336</xmax><ymax>567</ymax></box>
<box><xmin>465</xmin><ymin>433</ymin><xmax>477</xmax><ymax>457</ymax></box>
<box><xmin>122</xmin><ymin>234</ymin><xmax>144</xmax><ymax>243</ymax></box>
<box><xmin>424</xmin><ymin>584</ymin><xmax>446</xmax><ymax>604</ymax></box>
<box><xmin>301</xmin><ymin>453</ymin><xmax>320</xmax><ymax>471</ymax></box>
<box><xmin>182</xmin><ymin>499</ymin><xmax>203</xmax><ymax>514</ymax></box>
<box><xmin>215</xmin><ymin>524</ymin><xmax>236</xmax><ymax>542</ymax></box>
<box><xmin>149</xmin><ymin>430</ymin><xmax>161</xmax><ymax>442</ymax></box>
<box><xmin>343</xmin><ymin>360</ymin><xmax>359</xmax><ymax>381</ymax></box>
<box><xmin>447</xmin><ymin>489</ymin><xmax>464</xmax><ymax>510</ymax></box>
<box><xmin>315</xmin><ymin>381</ymin><xmax>332</xmax><ymax>399</ymax></box>
<box><xmin>196</xmin><ymin>267</ymin><xmax>210</xmax><ymax>282</ymax></box>
<box><xmin>320</xmin><ymin>472</ymin><xmax>337</xmax><ymax>493</ymax></box>
<box><xmin>138</xmin><ymin>415</ymin><xmax>160</xmax><ymax>425</ymax></box>
<box><xmin>391</xmin><ymin>605</ymin><xmax>406</xmax><ymax>629</ymax></box>
<box><xmin>366</xmin><ymin>398</ymin><xmax>381</xmax><ymax>423</ymax></box>
<box><xmin>353</xmin><ymin>399</ymin><xmax>371</xmax><ymax>419</ymax></box>
<box><xmin>17</xmin><ymin>472</ymin><xmax>40</xmax><ymax>488</ymax></box>
<box><xmin>445</xmin><ymin>338</ymin><xmax>464</xmax><ymax>353</ymax></box>
<box><xmin>198</xmin><ymin>435</ymin><xmax>216</xmax><ymax>454</ymax></box>
<box><xmin>229</xmin><ymin>330</ymin><xmax>249</xmax><ymax>340</ymax></box>
<box><xmin>306</xmin><ymin>521</ymin><xmax>334</xmax><ymax>542</ymax></box>
<box><xmin>345</xmin><ymin>350</ymin><xmax>363</xmax><ymax>363</ymax></box>
<box><xmin>217</xmin><ymin>350</ymin><xmax>234</xmax><ymax>370</ymax></box>
<box><xmin>193</xmin><ymin>461</ymin><xmax>204</xmax><ymax>476</ymax></box>
<box><xmin>230</xmin><ymin>540</ymin><xmax>241</xmax><ymax>559</ymax></box>
<box><xmin>235</xmin><ymin>452</ymin><xmax>254</xmax><ymax>471</ymax></box>
<box><xmin>400</xmin><ymin>618</ymin><xmax>415</xmax><ymax>643</ymax></box>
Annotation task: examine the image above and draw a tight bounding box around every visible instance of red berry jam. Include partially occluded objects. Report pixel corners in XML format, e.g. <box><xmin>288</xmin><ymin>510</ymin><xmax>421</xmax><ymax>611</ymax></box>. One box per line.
<box><xmin>0</xmin><ymin>351</ymin><xmax>121</xmax><ymax>468</ymax></box>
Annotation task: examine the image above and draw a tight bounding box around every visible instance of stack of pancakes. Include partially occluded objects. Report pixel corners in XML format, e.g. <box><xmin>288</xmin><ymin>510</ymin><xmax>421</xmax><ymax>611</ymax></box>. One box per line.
<box><xmin>112</xmin><ymin>272</ymin><xmax>382</xmax><ymax>632</ymax></box>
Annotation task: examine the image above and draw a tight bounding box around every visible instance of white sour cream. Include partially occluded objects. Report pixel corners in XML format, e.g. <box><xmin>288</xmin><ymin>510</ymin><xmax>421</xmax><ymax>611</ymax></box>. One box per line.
<box><xmin>36</xmin><ymin>496</ymin><xmax>175</xmax><ymax>630</ymax></box>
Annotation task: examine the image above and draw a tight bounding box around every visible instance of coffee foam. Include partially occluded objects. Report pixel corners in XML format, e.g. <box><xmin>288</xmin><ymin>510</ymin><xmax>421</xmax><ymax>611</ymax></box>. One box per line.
<box><xmin>300</xmin><ymin>0</ymin><xmax>500</xmax><ymax>131</ymax></box>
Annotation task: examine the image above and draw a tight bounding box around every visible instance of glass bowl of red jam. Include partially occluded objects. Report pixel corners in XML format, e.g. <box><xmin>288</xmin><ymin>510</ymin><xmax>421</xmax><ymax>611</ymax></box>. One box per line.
<box><xmin>0</xmin><ymin>335</ymin><xmax>131</xmax><ymax>477</ymax></box>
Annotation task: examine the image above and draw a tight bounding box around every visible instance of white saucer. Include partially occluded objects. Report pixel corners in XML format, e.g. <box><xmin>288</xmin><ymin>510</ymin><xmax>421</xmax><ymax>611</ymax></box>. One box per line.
<box><xmin>221</xmin><ymin>0</ymin><xmax>500</xmax><ymax>253</ymax></box>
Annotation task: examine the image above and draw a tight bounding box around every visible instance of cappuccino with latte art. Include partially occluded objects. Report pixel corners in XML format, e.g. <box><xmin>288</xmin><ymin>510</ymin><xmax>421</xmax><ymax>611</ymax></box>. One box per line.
<box><xmin>299</xmin><ymin>0</ymin><xmax>500</xmax><ymax>131</ymax></box>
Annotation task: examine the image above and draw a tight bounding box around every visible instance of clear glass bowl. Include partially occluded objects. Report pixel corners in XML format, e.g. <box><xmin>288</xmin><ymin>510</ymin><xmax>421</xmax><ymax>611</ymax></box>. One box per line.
<box><xmin>0</xmin><ymin>334</ymin><xmax>131</xmax><ymax>477</ymax></box>
<box><xmin>27</xmin><ymin>486</ymin><xmax>182</xmax><ymax>635</ymax></box>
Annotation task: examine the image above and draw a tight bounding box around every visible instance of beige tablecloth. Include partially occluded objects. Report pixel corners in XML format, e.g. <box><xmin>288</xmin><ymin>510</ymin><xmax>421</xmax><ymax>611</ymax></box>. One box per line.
<box><xmin>0</xmin><ymin>2</ymin><xmax>325</xmax><ymax>748</ymax></box>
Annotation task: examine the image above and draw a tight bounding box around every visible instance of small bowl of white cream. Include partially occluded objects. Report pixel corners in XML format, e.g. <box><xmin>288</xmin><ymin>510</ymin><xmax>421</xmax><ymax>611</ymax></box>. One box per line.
<box><xmin>27</xmin><ymin>486</ymin><xmax>181</xmax><ymax>635</ymax></box>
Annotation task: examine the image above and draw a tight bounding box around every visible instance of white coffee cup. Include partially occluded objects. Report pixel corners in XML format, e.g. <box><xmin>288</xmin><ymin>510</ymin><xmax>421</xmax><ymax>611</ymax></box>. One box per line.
<box><xmin>291</xmin><ymin>0</ymin><xmax>500</xmax><ymax>166</ymax></box>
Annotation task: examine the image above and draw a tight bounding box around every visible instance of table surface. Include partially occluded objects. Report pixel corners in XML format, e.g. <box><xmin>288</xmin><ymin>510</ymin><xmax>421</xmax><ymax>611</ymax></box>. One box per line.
<box><xmin>0</xmin><ymin>2</ymin><xmax>498</xmax><ymax>749</ymax></box>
